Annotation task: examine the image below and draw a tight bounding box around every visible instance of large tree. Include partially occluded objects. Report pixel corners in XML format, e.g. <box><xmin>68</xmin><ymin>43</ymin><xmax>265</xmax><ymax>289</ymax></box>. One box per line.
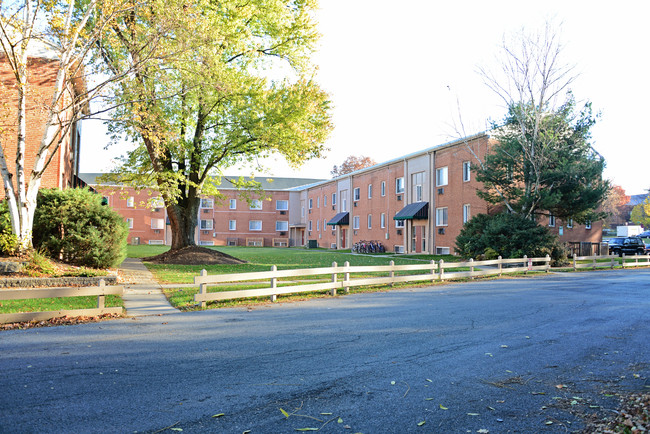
<box><xmin>0</xmin><ymin>0</ymin><xmax>163</xmax><ymax>252</ymax></box>
<box><xmin>330</xmin><ymin>155</ymin><xmax>376</xmax><ymax>177</ymax></box>
<box><xmin>630</xmin><ymin>196</ymin><xmax>650</xmax><ymax>228</ymax></box>
<box><xmin>601</xmin><ymin>185</ymin><xmax>630</xmax><ymax>227</ymax></box>
<box><xmin>473</xmin><ymin>23</ymin><xmax>607</xmax><ymax>222</ymax></box>
<box><xmin>97</xmin><ymin>0</ymin><xmax>332</xmax><ymax>250</ymax></box>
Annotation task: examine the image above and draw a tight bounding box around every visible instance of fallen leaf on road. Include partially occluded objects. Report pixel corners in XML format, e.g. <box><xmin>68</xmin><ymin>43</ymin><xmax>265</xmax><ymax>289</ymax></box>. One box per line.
<box><xmin>280</xmin><ymin>408</ymin><xmax>289</xmax><ymax>418</ymax></box>
<box><xmin>467</xmin><ymin>413</ymin><xmax>479</xmax><ymax>416</ymax></box>
<box><xmin>212</xmin><ymin>413</ymin><xmax>225</xmax><ymax>418</ymax></box>
<box><xmin>555</xmin><ymin>384</ymin><xmax>567</xmax><ymax>389</ymax></box>
<box><xmin>439</xmin><ymin>405</ymin><xmax>448</xmax><ymax>410</ymax></box>
<box><xmin>417</xmin><ymin>421</ymin><xmax>426</xmax><ymax>426</ymax></box>
<box><xmin>295</xmin><ymin>428</ymin><xmax>318</xmax><ymax>431</ymax></box>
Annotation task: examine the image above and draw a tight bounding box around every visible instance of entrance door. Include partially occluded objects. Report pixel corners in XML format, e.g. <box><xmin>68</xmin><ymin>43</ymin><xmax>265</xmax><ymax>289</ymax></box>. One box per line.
<box><xmin>341</xmin><ymin>228</ymin><xmax>347</xmax><ymax>249</ymax></box>
<box><xmin>412</xmin><ymin>226</ymin><xmax>424</xmax><ymax>253</ymax></box>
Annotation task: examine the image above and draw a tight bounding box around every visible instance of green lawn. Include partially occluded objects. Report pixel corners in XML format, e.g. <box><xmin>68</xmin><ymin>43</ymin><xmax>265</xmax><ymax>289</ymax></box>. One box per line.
<box><xmin>0</xmin><ymin>295</ymin><xmax>124</xmax><ymax>314</ymax></box>
<box><xmin>131</xmin><ymin>245</ymin><xmax>462</xmax><ymax>310</ymax></box>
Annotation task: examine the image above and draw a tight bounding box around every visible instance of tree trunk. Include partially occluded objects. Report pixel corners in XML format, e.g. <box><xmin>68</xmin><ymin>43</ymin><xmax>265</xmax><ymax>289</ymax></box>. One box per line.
<box><xmin>167</xmin><ymin>200</ymin><xmax>199</xmax><ymax>250</ymax></box>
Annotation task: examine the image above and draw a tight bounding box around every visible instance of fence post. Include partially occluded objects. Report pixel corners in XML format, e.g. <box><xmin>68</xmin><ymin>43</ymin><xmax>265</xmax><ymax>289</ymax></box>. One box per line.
<box><xmin>573</xmin><ymin>254</ymin><xmax>577</xmax><ymax>271</ymax></box>
<box><xmin>469</xmin><ymin>258</ymin><xmax>474</xmax><ymax>279</ymax></box>
<box><xmin>344</xmin><ymin>261</ymin><xmax>350</xmax><ymax>293</ymax></box>
<box><xmin>430</xmin><ymin>260</ymin><xmax>436</xmax><ymax>282</ymax></box>
<box><xmin>622</xmin><ymin>253</ymin><xmax>626</xmax><ymax>269</ymax></box>
<box><xmin>199</xmin><ymin>269</ymin><xmax>207</xmax><ymax>308</ymax></box>
<box><xmin>545</xmin><ymin>255</ymin><xmax>550</xmax><ymax>272</ymax></box>
<box><xmin>498</xmin><ymin>256</ymin><xmax>502</xmax><ymax>277</ymax></box>
<box><xmin>523</xmin><ymin>255</ymin><xmax>528</xmax><ymax>274</ymax></box>
<box><xmin>593</xmin><ymin>255</ymin><xmax>597</xmax><ymax>270</ymax></box>
<box><xmin>331</xmin><ymin>262</ymin><xmax>337</xmax><ymax>296</ymax></box>
<box><xmin>439</xmin><ymin>259</ymin><xmax>445</xmax><ymax>281</ymax></box>
<box><xmin>97</xmin><ymin>279</ymin><xmax>105</xmax><ymax>309</ymax></box>
<box><xmin>270</xmin><ymin>265</ymin><xmax>277</xmax><ymax>302</ymax></box>
<box><xmin>390</xmin><ymin>260</ymin><xmax>395</xmax><ymax>286</ymax></box>
<box><xmin>611</xmin><ymin>255</ymin><xmax>615</xmax><ymax>269</ymax></box>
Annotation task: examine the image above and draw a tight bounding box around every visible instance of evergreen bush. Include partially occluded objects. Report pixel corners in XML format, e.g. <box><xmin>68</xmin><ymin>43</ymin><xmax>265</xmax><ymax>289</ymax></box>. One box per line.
<box><xmin>455</xmin><ymin>213</ymin><xmax>565</xmax><ymax>263</ymax></box>
<box><xmin>33</xmin><ymin>188</ymin><xmax>128</xmax><ymax>268</ymax></box>
<box><xmin>0</xmin><ymin>201</ymin><xmax>18</xmax><ymax>255</ymax></box>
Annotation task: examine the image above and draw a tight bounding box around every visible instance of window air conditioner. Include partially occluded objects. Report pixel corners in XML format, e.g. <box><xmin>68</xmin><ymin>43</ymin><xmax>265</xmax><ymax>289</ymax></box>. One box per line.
<box><xmin>438</xmin><ymin>228</ymin><xmax>445</xmax><ymax>234</ymax></box>
<box><xmin>438</xmin><ymin>188</ymin><xmax>444</xmax><ymax>195</ymax></box>
<box><xmin>395</xmin><ymin>245</ymin><xmax>405</xmax><ymax>254</ymax></box>
<box><xmin>397</xmin><ymin>195</ymin><xmax>402</xmax><ymax>201</ymax></box>
<box><xmin>280</xmin><ymin>211</ymin><xmax>286</xmax><ymax>215</ymax></box>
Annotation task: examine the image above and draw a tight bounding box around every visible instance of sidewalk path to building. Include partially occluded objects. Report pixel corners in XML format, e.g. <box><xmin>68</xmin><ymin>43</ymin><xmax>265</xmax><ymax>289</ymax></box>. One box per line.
<box><xmin>119</xmin><ymin>258</ymin><xmax>179</xmax><ymax>316</ymax></box>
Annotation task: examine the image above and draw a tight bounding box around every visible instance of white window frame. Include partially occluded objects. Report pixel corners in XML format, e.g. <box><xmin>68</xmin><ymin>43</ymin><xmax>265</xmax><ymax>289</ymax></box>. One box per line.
<box><xmin>381</xmin><ymin>213</ymin><xmax>386</xmax><ymax>229</ymax></box>
<box><xmin>463</xmin><ymin>161</ymin><xmax>471</xmax><ymax>182</ymax></box>
<box><xmin>229</xmin><ymin>220</ymin><xmax>236</xmax><ymax>231</ymax></box>
<box><xmin>276</xmin><ymin>200</ymin><xmax>289</xmax><ymax>211</ymax></box>
<box><xmin>381</xmin><ymin>181</ymin><xmax>386</xmax><ymax>197</ymax></box>
<box><xmin>151</xmin><ymin>197</ymin><xmax>165</xmax><ymax>208</ymax></box>
<box><xmin>353</xmin><ymin>216</ymin><xmax>360</xmax><ymax>230</ymax></box>
<box><xmin>200</xmin><ymin>219</ymin><xmax>214</xmax><ymax>230</ymax></box>
<box><xmin>308</xmin><ymin>198</ymin><xmax>313</xmax><ymax>209</ymax></box>
<box><xmin>323</xmin><ymin>195</ymin><xmax>327</xmax><ymax>207</ymax></box>
<box><xmin>332</xmin><ymin>193</ymin><xmax>337</xmax><ymax>205</ymax></box>
<box><xmin>316</xmin><ymin>219</ymin><xmax>320</xmax><ymax>231</ymax></box>
<box><xmin>250</xmin><ymin>199</ymin><xmax>263</xmax><ymax>210</ymax></box>
<box><xmin>317</xmin><ymin>197</ymin><xmax>320</xmax><ymax>208</ymax></box>
<box><xmin>249</xmin><ymin>220</ymin><xmax>262</xmax><ymax>231</ymax></box>
<box><xmin>567</xmin><ymin>218</ymin><xmax>573</xmax><ymax>228</ymax></box>
<box><xmin>396</xmin><ymin>177</ymin><xmax>405</xmax><ymax>194</ymax></box>
<box><xmin>368</xmin><ymin>184</ymin><xmax>372</xmax><ymax>199</ymax></box>
<box><xmin>229</xmin><ymin>199</ymin><xmax>236</xmax><ymax>210</ymax></box>
<box><xmin>308</xmin><ymin>220</ymin><xmax>313</xmax><ymax>231</ymax></box>
<box><xmin>395</xmin><ymin>219</ymin><xmax>405</xmax><ymax>228</ymax></box>
<box><xmin>415</xmin><ymin>185</ymin><xmax>423</xmax><ymax>202</ymax></box>
<box><xmin>463</xmin><ymin>204</ymin><xmax>471</xmax><ymax>224</ymax></box>
<box><xmin>126</xmin><ymin>217</ymin><xmax>134</xmax><ymax>229</ymax></box>
<box><xmin>353</xmin><ymin>187</ymin><xmax>360</xmax><ymax>201</ymax></box>
<box><xmin>276</xmin><ymin>221</ymin><xmax>288</xmax><ymax>231</ymax></box>
<box><xmin>436</xmin><ymin>167</ymin><xmax>448</xmax><ymax>186</ymax></box>
<box><xmin>548</xmin><ymin>214</ymin><xmax>556</xmax><ymax>227</ymax></box>
<box><xmin>367</xmin><ymin>214</ymin><xmax>372</xmax><ymax>229</ymax></box>
<box><xmin>200</xmin><ymin>198</ymin><xmax>214</xmax><ymax>209</ymax></box>
<box><xmin>585</xmin><ymin>221</ymin><xmax>592</xmax><ymax>230</ymax></box>
<box><xmin>126</xmin><ymin>196</ymin><xmax>134</xmax><ymax>208</ymax></box>
<box><xmin>151</xmin><ymin>218</ymin><xmax>165</xmax><ymax>230</ymax></box>
<box><xmin>436</xmin><ymin>207</ymin><xmax>448</xmax><ymax>226</ymax></box>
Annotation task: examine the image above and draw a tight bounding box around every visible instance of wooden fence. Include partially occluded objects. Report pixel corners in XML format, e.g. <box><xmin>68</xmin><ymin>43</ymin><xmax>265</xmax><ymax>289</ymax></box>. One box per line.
<box><xmin>192</xmin><ymin>255</ymin><xmax>552</xmax><ymax>306</ymax></box>
<box><xmin>0</xmin><ymin>280</ymin><xmax>123</xmax><ymax>324</ymax></box>
<box><xmin>572</xmin><ymin>253</ymin><xmax>650</xmax><ymax>270</ymax></box>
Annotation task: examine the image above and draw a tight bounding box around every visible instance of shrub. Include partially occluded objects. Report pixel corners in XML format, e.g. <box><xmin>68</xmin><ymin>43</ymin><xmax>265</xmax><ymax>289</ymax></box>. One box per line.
<box><xmin>0</xmin><ymin>201</ymin><xmax>18</xmax><ymax>255</ymax></box>
<box><xmin>455</xmin><ymin>213</ymin><xmax>560</xmax><ymax>260</ymax></box>
<box><xmin>33</xmin><ymin>188</ymin><xmax>128</xmax><ymax>268</ymax></box>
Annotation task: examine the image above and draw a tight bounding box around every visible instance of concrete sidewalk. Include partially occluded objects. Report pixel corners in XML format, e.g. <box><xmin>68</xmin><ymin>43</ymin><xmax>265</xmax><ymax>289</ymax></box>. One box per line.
<box><xmin>119</xmin><ymin>258</ymin><xmax>179</xmax><ymax>317</ymax></box>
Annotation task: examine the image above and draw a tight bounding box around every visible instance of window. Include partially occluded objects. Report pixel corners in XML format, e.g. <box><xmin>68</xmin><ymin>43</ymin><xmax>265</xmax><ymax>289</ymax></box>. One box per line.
<box><xmin>353</xmin><ymin>216</ymin><xmax>360</xmax><ymax>229</ymax></box>
<box><xmin>126</xmin><ymin>218</ymin><xmax>134</xmax><ymax>229</ymax></box>
<box><xmin>412</xmin><ymin>172</ymin><xmax>424</xmax><ymax>202</ymax></box>
<box><xmin>368</xmin><ymin>184</ymin><xmax>372</xmax><ymax>199</ymax></box>
<box><xmin>276</xmin><ymin>200</ymin><xmax>289</xmax><ymax>211</ymax></box>
<box><xmin>200</xmin><ymin>219</ymin><xmax>214</xmax><ymax>230</ymax></box>
<box><xmin>229</xmin><ymin>199</ymin><xmax>236</xmax><ymax>209</ymax></box>
<box><xmin>396</xmin><ymin>177</ymin><xmax>405</xmax><ymax>194</ymax></box>
<box><xmin>276</xmin><ymin>221</ymin><xmax>288</xmax><ymax>231</ymax></box>
<box><xmin>367</xmin><ymin>214</ymin><xmax>372</xmax><ymax>229</ymax></box>
<box><xmin>395</xmin><ymin>219</ymin><xmax>405</xmax><ymax>228</ymax></box>
<box><xmin>567</xmin><ymin>218</ymin><xmax>573</xmax><ymax>228</ymax></box>
<box><xmin>353</xmin><ymin>187</ymin><xmax>360</xmax><ymax>201</ymax></box>
<box><xmin>151</xmin><ymin>218</ymin><xmax>165</xmax><ymax>230</ymax></box>
<box><xmin>317</xmin><ymin>197</ymin><xmax>320</xmax><ymax>208</ymax></box>
<box><xmin>301</xmin><ymin>205</ymin><xmax>305</xmax><ymax>218</ymax></box>
<box><xmin>585</xmin><ymin>221</ymin><xmax>592</xmax><ymax>230</ymax></box>
<box><xmin>332</xmin><ymin>193</ymin><xmax>337</xmax><ymax>205</ymax></box>
<box><xmin>415</xmin><ymin>185</ymin><xmax>423</xmax><ymax>202</ymax></box>
<box><xmin>308</xmin><ymin>198</ymin><xmax>313</xmax><ymax>209</ymax></box>
<box><xmin>381</xmin><ymin>181</ymin><xmax>386</xmax><ymax>197</ymax></box>
<box><xmin>229</xmin><ymin>220</ymin><xmax>236</xmax><ymax>231</ymax></box>
<box><xmin>200</xmin><ymin>198</ymin><xmax>214</xmax><ymax>209</ymax></box>
<box><xmin>381</xmin><ymin>213</ymin><xmax>386</xmax><ymax>228</ymax></box>
<box><xmin>324</xmin><ymin>219</ymin><xmax>327</xmax><ymax>230</ymax></box>
<box><xmin>249</xmin><ymin>220</ymin><xmax>262</xmax><ymax>231</ymax></box>
<box><xmin>436</xmin><ymin>207</ymin><xmax>448</xmax><ymax>226</ymax></box>
<box><xmin>436</xmin><ymin>247</ymin><xmax>450</xmax><ymax>255</ymax></box>
<box><xmin>463</xmin><ymin>161</ymin><xmax>471</xmax><ymax>182</ymax></box>
<box><xmin>126</xmin><ymin>197</ymin><xmax>134</xmax><ymax>208</ymax></box>
<box><xmin>436</xmin><ymin>167</ymin><xmax>448</xmax><ymax>186</ymax></box>
<box><xmin>317</xmin><ymin>220</ymin><xmax>320</xmax><ymax>231</ymax></box>
<box><xmin>324</xmin><ymin>195</ymin><xmax>327</xmax><ymax>207</ymax></box>
<box><xmin>151</xmin><ymin>197</ymin><xmax>165</xmax><ymax>208</ymax></box>
<box><xmin>548</xmin><ymin>214</ymin><xmax>556</xmax><ymax>227</ymax></box>
<box><xmin>308</xmin><ymin>220</ymin><xmax>313</xmax><ymax>231</ymax></box>
<box><xmin>340</xmin><ymin>190</ymin><xmax>348</xmax><ymax>212</ymax></box>
<box><xmin>250</xmin><ymin>199</ymin><xmax>262</xmax><ymax>210</ymax></box>
<box><xmin>463</xmin><ymin>204</ymin><xmax>471</xmax><ymax>224</ymax></box>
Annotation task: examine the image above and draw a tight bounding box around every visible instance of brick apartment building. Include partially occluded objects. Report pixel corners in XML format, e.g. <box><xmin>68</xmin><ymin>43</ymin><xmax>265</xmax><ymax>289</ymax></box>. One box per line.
<box><xmin>82</xmin><ymin>132</ymin><xmax>602</xmax><ymax>254</ymax></box>
<box><xmin>0</xmin><ymin>42</ymin><xmax>85</xmax><ymax>193</ymax></box>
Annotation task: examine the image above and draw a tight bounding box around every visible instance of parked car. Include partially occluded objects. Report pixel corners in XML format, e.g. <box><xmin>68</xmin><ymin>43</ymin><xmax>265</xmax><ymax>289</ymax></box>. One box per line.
<box><xmin>607</xmin><ymin>237</ymin><xmax>646</xmax><ymax>256</ymax></box>
<box><xmin>638</xmin><ymin>230</ymin><xmax>650</xmax><ymax>238</ymax></box>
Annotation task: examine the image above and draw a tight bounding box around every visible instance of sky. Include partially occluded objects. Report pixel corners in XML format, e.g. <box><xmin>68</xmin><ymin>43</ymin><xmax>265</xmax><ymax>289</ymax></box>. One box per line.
<box><xmin>80</xmin><ymin>0</ymin><xmax>650</xmax><ymax>195</ymax></box>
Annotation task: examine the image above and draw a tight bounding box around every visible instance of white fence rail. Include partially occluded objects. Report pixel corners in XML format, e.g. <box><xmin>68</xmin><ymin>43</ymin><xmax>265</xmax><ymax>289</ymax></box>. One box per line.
<box><xmin>192</xmin><ymin>255</ymin><xmax>551</xmax><ymax>306</ymax></box>
<box><xmin>0</xmin><ymin>280</ymin><xmax>123</xmax><ymax>324</ymax></box>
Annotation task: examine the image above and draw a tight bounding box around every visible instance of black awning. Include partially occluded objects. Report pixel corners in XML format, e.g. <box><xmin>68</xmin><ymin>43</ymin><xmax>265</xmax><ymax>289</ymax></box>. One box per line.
<box><xmin>327</xmin><ymin>212</ymin><xmax>349</xmax><ymax>226</ymax></box>
<box><xmin>393</xmin><ymin>202</ymin><xmax>429</xmax><ymax>220</ymax></box>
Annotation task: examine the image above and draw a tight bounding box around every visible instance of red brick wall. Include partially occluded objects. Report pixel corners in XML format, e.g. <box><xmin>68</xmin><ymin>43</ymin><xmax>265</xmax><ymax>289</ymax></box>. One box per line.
<box><xmin>0</xmin><ymin>57</ymin><xmax>75</xmax><ymax>195</ymax></box>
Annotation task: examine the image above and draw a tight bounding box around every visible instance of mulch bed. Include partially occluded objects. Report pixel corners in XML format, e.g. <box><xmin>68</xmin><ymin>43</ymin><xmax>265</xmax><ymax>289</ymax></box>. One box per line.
<box><xmin>142</xmin><ymin>245</ymin><xmax>246</xmax><ymax>265</ymax></box>
<box><xmin>1</xmin><ymin>313</ymin><xmax>124</xmax><ymax>331</ymax></box>
<box><xmin>581</xmin><ymin>392</ymin><xmax>649</xmax><ymax>433</ymax></box>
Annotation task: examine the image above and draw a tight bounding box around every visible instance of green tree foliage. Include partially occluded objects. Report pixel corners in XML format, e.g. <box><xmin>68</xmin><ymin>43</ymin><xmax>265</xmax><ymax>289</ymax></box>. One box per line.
<box><xmin>33</xmin><ymin>189</ymin><xmax>128</xmax><ymax>268</ymax></box>
<box><xmin>95</xmin><ymin>0</ymin><xmax>332</xmax><ymax>250</ymax></box>
<box><xmin>630</xmin><ymin>197</ymin><xmax>650</xmax><ymax>228</ymax></box>
<box><xmin>476</xmin><ymin>95</ymin><xmax>608</xmax><ymax>223</ymax></box>
<box><xmin>455</xmin><ymin>213</ymin><xmax>567</xmax><ymax>263</ymax></box>
<box><xmin>0</xmin><ymin>202</ymin><xmax>18</xmax><ymax>255</ymax></box>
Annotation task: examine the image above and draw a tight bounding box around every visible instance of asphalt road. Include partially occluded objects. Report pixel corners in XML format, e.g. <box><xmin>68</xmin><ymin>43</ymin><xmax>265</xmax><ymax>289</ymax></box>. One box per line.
<box><xmin>1</xmin><ymin>269</ymin><xmax>649</xmax><ymax>433</ymax></box>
